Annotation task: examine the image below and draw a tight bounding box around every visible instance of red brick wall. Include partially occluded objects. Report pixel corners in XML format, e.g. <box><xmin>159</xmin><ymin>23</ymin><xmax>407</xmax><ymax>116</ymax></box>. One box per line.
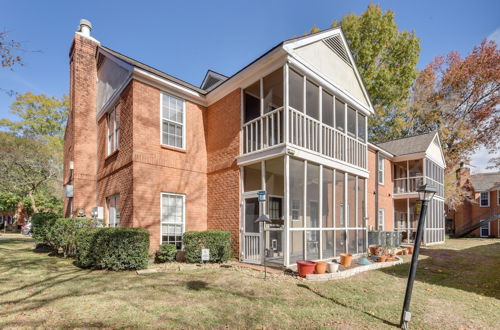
<box><xmin>131</xmin><ymin>80</ymin><xmax>208</xmax><ymax>250</ymax></box>
<box><xmin>367</xmin><ymin>149</ymin><xmax>394</xmax><ymax>230</ymax></box>
<box><xmin>63</xmin><ymin>34</ymin><xmax>99</xmax><ymax>217</ymax></box>
<box><xmin>207</xmin><ymin>89</ymin><xmax>241</xmax><ymax>256</ymax></box>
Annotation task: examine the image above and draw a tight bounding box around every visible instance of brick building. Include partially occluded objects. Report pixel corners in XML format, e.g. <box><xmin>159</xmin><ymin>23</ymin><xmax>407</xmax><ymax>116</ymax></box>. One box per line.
<box><xmin>448</xmin><ymin>167</ymin><xmax>500</xmax><ymax>238</ymax></box>
<box><xmin>64</xmin><ymin>20</ymin><xmax>445</xmax><ymax>267</ymax></box>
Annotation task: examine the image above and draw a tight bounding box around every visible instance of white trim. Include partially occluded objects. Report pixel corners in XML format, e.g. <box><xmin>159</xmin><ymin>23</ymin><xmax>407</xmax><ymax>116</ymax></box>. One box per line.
<box><xmin>160</xmin><ymin>192</ymin><xmax>186</xmax><ymax>249</ymax></box>
<box><xmin>378</xmin><ymin>208</ymin><xmax>385</xmax><ymax>231</ymax></box>
<box><xmin>479</xmin><ymin>191</ymin><xmax>490</xmax><ymax>207</ymax></box>
<box><xmin>497</xmin><ymin>190</ymin><xmax>500</xmax><ymax>206</ymax></box>
<box><xmin>480</xmin><ymin>221</ymin><xmax>491</xmax><ymax>238</ymax></box>
<box><xmin>378</xmin><ymin>153</ymin><xmax>385</xmax><ymax>185</ymax></box>
<box><xmin>160</xmin><ymin>92</ymin><xmax>186</xmax><ymax>151</ymax></box>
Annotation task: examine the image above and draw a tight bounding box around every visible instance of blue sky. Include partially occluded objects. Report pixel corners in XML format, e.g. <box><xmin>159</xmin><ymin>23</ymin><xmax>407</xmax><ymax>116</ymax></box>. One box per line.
<box><xmin>1</xmin><ymin>0</ymin><xmax>499</xmax><ymax>171</ymax></box>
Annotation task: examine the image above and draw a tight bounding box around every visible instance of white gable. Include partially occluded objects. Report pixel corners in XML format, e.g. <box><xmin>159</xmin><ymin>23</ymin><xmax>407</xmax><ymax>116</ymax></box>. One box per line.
<box><xmin>96</xmin><ymin>51</ymin><xmax>133</xmax><ymax>112</ymax></box>
<box><xmin>425</xmin><ymin>134</ymin><xmax>446</xmax><ymax>168</ymax></box>
<box><xmin>284</xmin><ymin>29</ymin><xmax>372</xmax><ymax>113</ymax></box>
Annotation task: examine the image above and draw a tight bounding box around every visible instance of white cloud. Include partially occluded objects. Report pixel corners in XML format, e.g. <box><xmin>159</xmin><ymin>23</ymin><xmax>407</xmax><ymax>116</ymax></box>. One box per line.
<box><xmin>487</xmin><ymin>27</ymin><xmax>500</xmax><ymax>44</ymax></box>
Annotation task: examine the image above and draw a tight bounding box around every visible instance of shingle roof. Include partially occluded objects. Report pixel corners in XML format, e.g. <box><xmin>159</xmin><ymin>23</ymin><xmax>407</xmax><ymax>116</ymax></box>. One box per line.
<box><xmin>376</xmin><ymin>131</ymin><xmax>437</xmax><ymax>156</ymax></box>
<box><xmin>470</xmin><ymin>172</ymin><xmax>500</xmax><ymax>191</ymax></box>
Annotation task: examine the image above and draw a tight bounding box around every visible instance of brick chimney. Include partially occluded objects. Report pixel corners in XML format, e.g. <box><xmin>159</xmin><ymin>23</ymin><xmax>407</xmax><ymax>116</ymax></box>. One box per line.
<box><xmin>455</xmin><ymin>161</ymin><xmax>471</xmax><ymax>188</ymax></box>
<box><xmin>63</xmin><ymin>19</ymin><xmax>99</xmax><ymax>217</ymax></box>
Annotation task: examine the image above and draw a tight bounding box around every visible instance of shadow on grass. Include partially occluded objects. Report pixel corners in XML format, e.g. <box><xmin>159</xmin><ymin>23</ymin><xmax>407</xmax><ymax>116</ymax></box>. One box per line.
<box><xmin>380</xmin><ymin>242</ymin><xmax>500</xmax><ymax>299</ymax></box>
<box><xmin>297</xmin><ymin>283</ymin><xmax>399</xmax><ymax>327</ymax></box>
<box><xmin>186</xmin><ymin>280</ymin><xmax>208</xmax><ymax>291</ymax></box>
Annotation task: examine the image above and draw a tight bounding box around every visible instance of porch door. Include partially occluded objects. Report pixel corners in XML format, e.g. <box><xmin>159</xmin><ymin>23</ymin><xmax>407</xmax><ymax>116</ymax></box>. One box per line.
<box><xmin>243</xmin><ymin>197</ymin><xmax>261</xmax><ymax>263</ymax></box>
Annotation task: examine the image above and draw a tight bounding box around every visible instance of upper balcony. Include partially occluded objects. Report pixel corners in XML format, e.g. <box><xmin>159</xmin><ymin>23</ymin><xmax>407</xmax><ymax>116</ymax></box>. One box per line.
<box><xmin>392</xmin><ymin>159</ymin><xmax>444</xmax><ymax>198</ymax></box>
<box><xmin>241</xmin><ymin>65</ymin><xmax>368</xmax><ymax>170</ymax></box>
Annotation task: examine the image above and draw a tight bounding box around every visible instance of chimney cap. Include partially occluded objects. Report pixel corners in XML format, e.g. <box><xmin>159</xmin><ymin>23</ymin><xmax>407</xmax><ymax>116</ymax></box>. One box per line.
<box><xmin>78</xmin><ymin>19</ymin><xmax>92</xmax><ymax>36</ymax></box>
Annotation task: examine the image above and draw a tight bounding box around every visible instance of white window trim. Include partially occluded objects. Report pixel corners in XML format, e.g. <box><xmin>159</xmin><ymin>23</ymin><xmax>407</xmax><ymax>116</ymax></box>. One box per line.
<box><xmin>480</xmin><ymin>221</ymin><xmax>490</xmax><ymax>238</ymax></box>
<box><xmin>160</xmin><ymin>92</ymin><xmax>186</xmax><ymax>150</ymax></box>
<box><xmin>107</xmin><ymin>106</ymin><xmax>119</xmax><ymax>155</ymax></box>
<box><xmin>160</xmin><ymin>192</ymin><xmax>186</xmax><ymax>249</ymax></box>
<box><xmin>378</xmin><ymin>209</ymin><xmax>385</xmax><ymax>231</ymax></box>
<box><xmin>497</xmin><ymin>190</ymin><xmax>500</xmax><ymax>206</ymax></box>
<box><xmin>378</xmin><ymin>154</ymin><xmax>384</xmax><ymax>185</ymax></box>
<box><xmin>479</xmin><ymin>191</ymin><xmax>490</xmax><ymax>207</ymax></box>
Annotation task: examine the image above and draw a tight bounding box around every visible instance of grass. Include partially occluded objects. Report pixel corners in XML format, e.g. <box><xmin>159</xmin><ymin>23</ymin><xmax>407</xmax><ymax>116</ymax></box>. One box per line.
<box><xmin>0</xmin><ymin>234</ymin><xmax>498</xmax><ymax>329</ymax></box>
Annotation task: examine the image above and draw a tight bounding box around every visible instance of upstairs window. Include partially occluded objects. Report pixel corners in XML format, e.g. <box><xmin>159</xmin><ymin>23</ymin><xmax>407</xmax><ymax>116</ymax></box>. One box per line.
<box><xmin>107</xmin><ymin>106</ymin><xmax>119</xmax><ymax>155</ymax></box>
<box><xmin>161</xmin><ymin>93</ymin><xmax>185</xmax><ymax>149</ymax></box>
<box><xmin>305</xmin><ymin>80</ymin><xmax>319</xmax><ymax>120</ymax></box>
<box><xmin>378</xmin><ymin>154</ymin><xmax>385</xmax><ymax>185</ymax></box>
<box><xmin>347</xmin><ymin>106</ymin><xmax>356</xmax><ymax>137</ymax></box>
<box><xmin>357</xmin><ymin>113</ymin><xmax>366</xmax><ymax>142</ymax></box>
<box><xmin>480</xmin><ymin>192</ymin><xmax>489</xmax><ymax>207</ymax></box>
<box><xmin>335</xmin><ymin>98</ymin><xmax>345</xmax><ymax>132</ymax></box>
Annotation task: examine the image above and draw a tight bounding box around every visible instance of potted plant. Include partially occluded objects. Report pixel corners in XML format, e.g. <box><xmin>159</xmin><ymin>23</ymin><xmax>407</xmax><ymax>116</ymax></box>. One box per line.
<box><xmin>315</xmin><ymin>261</ymin><xmax>327</xmax><ymax>274</ymax></box>
<box><xmin>296</xmin><ymin>260</ymin><xmax>316</xmax><ymax>277</ymax></box>
<box><xmin>327</xmin><ymin>260</ymin><xmax>340</xmax><ymax>273</ymax></box>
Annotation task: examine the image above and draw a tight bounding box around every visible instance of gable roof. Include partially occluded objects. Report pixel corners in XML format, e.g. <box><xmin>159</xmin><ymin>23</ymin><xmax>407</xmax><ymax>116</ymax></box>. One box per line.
<box><xmin>470</xmin><ymin>172</ymin><xmax>500</xmax><ymax>192</ymax></box>
<box><xmin>200</xmin><ymin>70</ymin><xmax>228</xmax><ymax>91</ymax></box>
<box><xmin>376</xmin><ymin>131</ymin><xmax>437</xmax><ymax>157</ymax></box>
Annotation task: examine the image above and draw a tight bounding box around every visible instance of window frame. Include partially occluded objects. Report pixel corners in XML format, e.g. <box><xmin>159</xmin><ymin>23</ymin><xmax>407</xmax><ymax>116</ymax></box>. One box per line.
<box><xmin>377</xmin><ymin>154</ymin><xmax>385</xmax><ymax>185</ymax></box>
<box><xmin>497</xmin><ymin>190</ymin><xmax>500</xmax><ymax>206</ymax></box>
<box><xmin>378</xmin><ymin>208</ymin><xmax>385</xmax><ymax>231</ymax></box>
<box><xmin>106</xmin><ymin>194</ymin><xmax>120</xmax><ymax>227</ymax></box>
<box><xmin>107</xmin><ymin>106</ymin><xmax>119</xmax><ymax>155</ymax></box>
<box><xmin>480</xmin><ymin>191</ymin><xmax>490</xmax><ymax>207</ymax></box>
<box><xmin>160</xmin><ymin>192</ymin><xmax>186</xmax><ymax>249</ymax></box>
<box><xmin>160</xmin><ymin>92</ymin><xmax>186</xmax><ymax>150</ymax></box>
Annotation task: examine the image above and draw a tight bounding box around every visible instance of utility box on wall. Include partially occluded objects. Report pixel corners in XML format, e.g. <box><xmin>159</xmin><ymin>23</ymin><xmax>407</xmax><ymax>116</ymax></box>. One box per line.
<box><xmin>64</xmin><ymin>185</ymin><xmax>74</xmax><ymax>198</ymax></box>
<box><xmin>92</xmin><ymin>206</ymin><xmax>104</xmax><ymax>220</ymax></box>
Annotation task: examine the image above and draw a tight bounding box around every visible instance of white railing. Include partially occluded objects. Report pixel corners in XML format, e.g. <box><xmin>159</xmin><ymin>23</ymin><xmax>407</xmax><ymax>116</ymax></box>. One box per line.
<box><xmin>243</xmin><ymin>233</ymin><xmax>260</xmax><ymax>263</ymax></box>
<box><xmin>242</xmin><ymin>107</ymin><xmax>284</xmax><ymax>154</ymax></box>
<box><xmin>241</xmin><ymin>107</ymin><xmax>368</xmax><ymax>169</ymax></box>
<box><xmin>394</xmin><ymin>176</ymin><xmax>424</xmax><ymax>194</ymax></box>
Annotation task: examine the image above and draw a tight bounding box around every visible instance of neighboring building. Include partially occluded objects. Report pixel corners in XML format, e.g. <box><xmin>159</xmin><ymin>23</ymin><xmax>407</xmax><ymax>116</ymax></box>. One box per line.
<box><xmin>448</xmin><ymin>168</ymin><xmax>500</xmax><ymax>238</ymax></box>
<box><xmin>63</xmin><ymin>20</ymin><xmax>445</xmax><ymax>268</ymax></box>
<box><xmin>367</xmin><ymin>132</ymin><xmax>446</xmax><ymax>245</ymax></box>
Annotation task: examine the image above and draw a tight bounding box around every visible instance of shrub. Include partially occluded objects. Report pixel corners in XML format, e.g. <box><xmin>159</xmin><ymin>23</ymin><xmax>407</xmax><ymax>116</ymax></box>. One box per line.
<box><xmin>155</xmin><ymin>244</ymin><xmax>177</xmax><ymax>263</ymax></box>
<box><xmin>76</xmin><ymin>227</ymin><xmax>149</xmax><ymax>270</ymax></box>
<box><xmin>183</xmin><ymin>231</ymin><xmax>231</xmax><ymax>263</ymax></box>
<box><xmin>31</xmin><ymin>212</ymin><xmax>59</xmax><ymax>246</ymax></box>
<box><xmin>50</xmin><ymin>217</ymin><xmax>93</xmax><ymax>257</ymax></box>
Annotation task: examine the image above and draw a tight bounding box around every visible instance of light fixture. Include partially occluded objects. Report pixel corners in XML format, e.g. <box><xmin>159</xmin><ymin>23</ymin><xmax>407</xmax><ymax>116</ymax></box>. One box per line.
<box><xmin>416</xmin><ymin>184</ymin><xmax>437</xmax><ymax>201</ymax></box>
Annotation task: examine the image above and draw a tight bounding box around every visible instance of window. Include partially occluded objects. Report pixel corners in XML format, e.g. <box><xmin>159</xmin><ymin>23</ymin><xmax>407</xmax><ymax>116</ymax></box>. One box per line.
<box><xmin>161</xmin><ymin>193</ymin><xmax>185</xmax><ymax>249</ymax></box>
<box><xmin>357</xmin><ymin>113</ymin><xmax>366</xmax><ymax>142</ymax></box>
<box><xmin>106</xmin><ymin>194</ymin><xmax>120</xmax><ymax>227</ymax></box>
<box><xmin>480</xmin><ymin>222</ymin><xmax>490</xmax><ymax>237</ymax></box>
<box><xmin>497</xmin><ymin>190</ymin><xmax>500</xmax><ymax>206</ymax></box>
<box><xmin>107</xmin><ymin>107</ymin><xmax>119</xmax><ymax>155</ymax></box>
<box><xmin>305</xmin><ymin>80</ymin><xmax>319</xmax><ymax>120</ymax></box>
<box><xmin>321</xmin><ymin>90</ymin><xmax>334</xmax><ymax>127</ymax></box>
<box><xmin>161</xmin><ymin>93</ymin><xmax>185</xmax><ymax>149</ymax></box>
<box><xmin>378</xmin><ymin>209</ymin><xmax>385</xmax><ymax>231</ymax></box>
<box><xmin>378</xmin><ymin>154</ymin><xmax>385</xmax><ymax>185</ymax></box>
<box><xmin>480</xmin><ymin>192</ymin><xmax>489</xmax><ymax>207</ymax></box>
<box><xmin>291</xmin><ymin>200</ymin><xmax>300</xmax><ymax>221</ymax></box>
<box><xmin>289</xmin><ymin>69</ymin><xmax>304</xmax><ymax>112</ymax></box>
<box><xmin>347</xmin><ymin>106</ymin><xmax>356</xmax><ymax>136</ymax></box>
<box><xmin>268</xmin><ymin>196</ymin><xmax>283</xmax><ymax>220</ymax></box>
<box><xmin>335</xmin><ymin>98</ymin><xmax>345</xmax><ymax>131</ymax></box>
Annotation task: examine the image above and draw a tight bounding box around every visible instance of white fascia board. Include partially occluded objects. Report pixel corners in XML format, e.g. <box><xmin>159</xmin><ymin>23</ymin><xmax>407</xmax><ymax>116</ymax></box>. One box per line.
<box><xmin>132</xmin><ymin>68</ymin><xmax>207</xmax><ymax>106</ymax></box>
<box><xmin>287</xmin><ymin>55</ymin><xmax>372</xmax><ymax>116</ymax></box>
<box><xmin>206</xmin><ymin>47</ymin><xmax>287</xmax><ymax>106</ymax></box>
<box><xmin>368</xmin><ymin>142</ymin><xmax>394</xmax><ymax>159</ymax></box>
<box><xmin>392</xmin><ymin>152</ymin><xmax>427</xmax><ymax>163</ymax></box>
<box><xmin>283</xmin><ymin>28</ymin><xmax>374</xmax><ymax>114</ymax></box>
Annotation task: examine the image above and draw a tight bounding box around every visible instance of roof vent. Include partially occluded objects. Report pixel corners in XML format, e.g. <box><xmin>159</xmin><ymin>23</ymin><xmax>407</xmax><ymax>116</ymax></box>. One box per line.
<box><xmin>78</xmin><ymin>19</ymin><xmax>92</xmax><ymax>37</ymax></box>
<box><xmin>323</xmin><ymin>35</ymin><xmax>351</xmax><ymax>66</ymax></box>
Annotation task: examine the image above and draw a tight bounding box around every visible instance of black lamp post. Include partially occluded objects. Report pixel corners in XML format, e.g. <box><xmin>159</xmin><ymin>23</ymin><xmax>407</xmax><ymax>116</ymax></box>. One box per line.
<box><xmin>400</xmin><ymin>183</ymin><xmax>437</xmax><ymax>329</ymax></box>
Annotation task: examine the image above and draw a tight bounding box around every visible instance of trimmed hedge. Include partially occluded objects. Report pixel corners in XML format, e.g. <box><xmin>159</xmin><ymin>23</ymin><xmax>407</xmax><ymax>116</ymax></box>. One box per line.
<box><xmin>76</xmin><ymin>228</ymin><xmax>149</xmax><ymax>270</ymax></box>
<box><xmin>31</xmin><ymin>212</ymin><xmax>59</xmax><ymax>246</ymax></box>
<box><xmin>155</xmin><ymin>243</ymin><xmax>177</xmax><ymax>263</ymax></box>
<box><xmin>50</xmin><ymin>217</ymin><xmax>93</xmax><ymax>257</ymax></box>
<box><xmin>183</xmin><ymin>230</ymin><xmax>231</xmax><ymax>263</ymax></box>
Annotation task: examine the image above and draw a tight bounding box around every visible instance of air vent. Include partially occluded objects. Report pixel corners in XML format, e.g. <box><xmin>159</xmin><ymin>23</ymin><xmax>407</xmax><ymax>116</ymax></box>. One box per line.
<box><xmin>203</xmin><ymin>76</ymin><xmax>221</xmax><ymax>90</ymax></box>
<box><xmin>323</xmin><ymin>35</ymin><xmax>351</xmax><ymax>66</ymax></box>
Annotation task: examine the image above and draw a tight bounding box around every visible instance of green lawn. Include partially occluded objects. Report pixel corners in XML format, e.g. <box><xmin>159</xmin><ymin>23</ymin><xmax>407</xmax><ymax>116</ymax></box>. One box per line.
<box><xmin>1</xmin><ymin>234</ymin><xmax>498</xmax><ymax>329</ymax></box>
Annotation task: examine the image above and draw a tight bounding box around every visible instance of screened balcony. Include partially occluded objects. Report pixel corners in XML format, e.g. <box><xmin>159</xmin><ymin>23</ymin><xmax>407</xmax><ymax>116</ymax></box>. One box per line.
<box><xmin>393</xmin><ymin>158</ymin><xmax>444</xmax><ymax>197</ymax></box>
<box><xmin>242</xmin><ymin>65</ymin><xmax>368</xmax><ymax>170</ymax></box>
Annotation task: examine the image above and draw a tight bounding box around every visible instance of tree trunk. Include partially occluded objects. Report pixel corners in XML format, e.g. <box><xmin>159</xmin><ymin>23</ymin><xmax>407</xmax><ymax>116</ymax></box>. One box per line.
<box><xmin>28</xmin><ymin>191</ymin><xmax>38</xmax><ymax>214</ymax></box>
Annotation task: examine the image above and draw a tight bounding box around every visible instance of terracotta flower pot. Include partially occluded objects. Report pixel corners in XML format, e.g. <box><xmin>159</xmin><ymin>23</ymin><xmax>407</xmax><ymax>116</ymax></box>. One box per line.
<box><xmin>407</xmin><ymin>246</ymin><xmax>414</xmax><ymax>254</ymax></box>
<box><xmin>315</xmin><ymin>261</ymin><xmax>327</xmax><ymax>274</ymax></box>
<box><xmin>296</xmin><ymin>260</ymin><xmax>316</xmax><ymax>278</ymax></box>
<box><xmin>340</xmin><ymin>253</ymin><xmax>352</xmax><ymax>267</ymax></box>
<box><xmin>378</xmin><ymin>255</ymin><xmax>388</xmax><ymax>262</ymax></box>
